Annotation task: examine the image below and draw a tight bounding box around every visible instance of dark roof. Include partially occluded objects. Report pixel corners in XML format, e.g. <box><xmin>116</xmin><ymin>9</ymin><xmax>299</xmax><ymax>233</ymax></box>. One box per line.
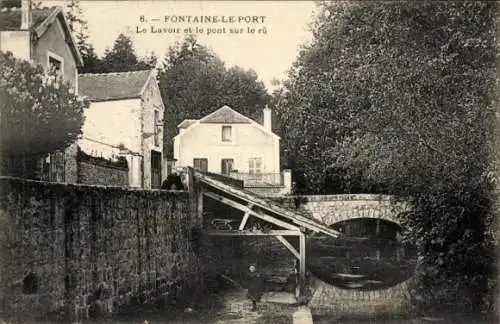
<box><xmin>0</xmin><ymin>6</ymin><xmax>54</xmax><ymax>31</ymax></box>
<box><xmin>78</xmin><ymin>70</ymin><xmax>152</xmax><ymax>102</ymax></box>
<box><xmin>178</xmin><ymin>119</ymin><xmax>197</xmax><ymax>129</ymax></box>
<box><xmin>0</xmin><ymin>6</ymin><xmax>84</xmax><ymax>66</ymax></box>
<box><xmin>200</xmin><ymin>105</ymin><xmax>251</xmax><ymax>124</ymax></box>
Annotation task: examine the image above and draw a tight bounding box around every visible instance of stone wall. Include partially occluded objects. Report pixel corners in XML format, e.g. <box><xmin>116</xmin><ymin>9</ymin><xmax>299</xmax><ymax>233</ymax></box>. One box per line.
<box><xmin>77</xmin><ymin>161</ymin><xmax>128</xmax><ymax>187</ymax></box>
<box><xmin>308</xmin><ymin>277</ymin><xmax>413</xmax><ymax>317</ymax></box>
<box><xmin>63</xmin><ymin>143</ymin><xmax>79</xmax><ymax>183</ymax></box>
<box><xmin>0</xmin><ymin>177</ymin><xmax>204</xmax><ymax>322</ymax></box>
<box><xmin>245</xmin><ymin>186</ymin><xmax>288</xmax><ymax>197</ymax></box>
<box><xmin>140</xmin><ymin>73</ymin><xmax>165</xmax><ymax>189</ymax></box>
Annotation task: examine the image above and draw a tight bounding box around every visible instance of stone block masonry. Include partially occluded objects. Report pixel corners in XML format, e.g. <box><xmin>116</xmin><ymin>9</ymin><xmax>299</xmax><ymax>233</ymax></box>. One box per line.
<box><xmin>266</xmin><ymin>194</ymin><xmax>408</xmax><ymax>226</ymax></box>
<box><xmin>308</xmin><ymin>276</ymin><xmax>413</xmax><ymax>317</ymax></box>
<box><xmin>0</xmin><ymin>177</ymin><xmax>204</xmax><ymax>322</ymax></box>
<box><xmin>77</xmin><ymin>161</ymin><xmax>128</xmax><ymax>186</ymax></box>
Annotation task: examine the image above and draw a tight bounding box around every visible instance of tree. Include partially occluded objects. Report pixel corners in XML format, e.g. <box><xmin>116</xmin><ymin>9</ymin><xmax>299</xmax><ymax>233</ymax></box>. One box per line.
<box><xmin>101</xmin><ymin>34</ymin><xmax>156</xmax><ymax>73</ymax></box>
<box><xmin>158</xmin><ymin>35</ymin><xmax>270</xmax><ymax>158</ymax></box>
<box><xmin>78</xmin><ymin>43</ymin><xmax>104</xmax><ymax>73</ymax></box>
<box><xmin>222</xmin><ymin>66</ymin><xmax>270</xmax><ymax>122</ymax></box>
<box><xmin>62</xmin><ymin>2</ymin><xmax>153</xmax><ymax>74</ymax></box>
<box><xmin>65</xmin><ymin>0</ymin><xmax>88</xmax><ymax>40</ymax></box>
<box><xmin>62</xmin><ymin>0</ymin><xmax>103</xmax><ymax>73</ymax></box>
<box><xmin>276</xmin><ymin>1</ymin><xmax>498</xmax><ymax>315</ymax></box>
<box><xmin>0</xmin><ymin>51</ymin><xmax>89</xmax><ymax>174</ymax></box>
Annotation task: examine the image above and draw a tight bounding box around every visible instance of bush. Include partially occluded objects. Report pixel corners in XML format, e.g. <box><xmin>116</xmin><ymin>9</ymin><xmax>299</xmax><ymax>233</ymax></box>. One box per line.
<box><xmin>0</xmin><ymin>51</ymin><xmax>89</xmax><ymax>158</ymax></box>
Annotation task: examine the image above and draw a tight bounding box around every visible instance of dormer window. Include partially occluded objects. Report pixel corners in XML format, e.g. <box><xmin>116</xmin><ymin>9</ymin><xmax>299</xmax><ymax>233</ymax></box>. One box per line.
<box><xmin>221</xmin><ymin>125</ymin><xmax>232</xmax><ymax>142</ymax></box>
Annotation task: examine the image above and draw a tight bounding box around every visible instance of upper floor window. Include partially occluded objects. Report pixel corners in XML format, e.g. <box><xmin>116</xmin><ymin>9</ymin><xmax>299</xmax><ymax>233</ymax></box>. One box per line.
<box><xmin>221</xmin><ymin>125</ymin><xmax>232</xmax><ymax>142</ymax></box>
<box><xmin>47</xmin><ymin>52</ymin><xmax>64</xmax><ymax>82</ymax></box>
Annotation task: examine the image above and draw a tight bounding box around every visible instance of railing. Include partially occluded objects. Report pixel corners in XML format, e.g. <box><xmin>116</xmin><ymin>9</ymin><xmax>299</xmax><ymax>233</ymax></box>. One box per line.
<box><xmin>227</xmin><ymin>172</ymin><xmax>284</xmax><ymax>187</ymax></box>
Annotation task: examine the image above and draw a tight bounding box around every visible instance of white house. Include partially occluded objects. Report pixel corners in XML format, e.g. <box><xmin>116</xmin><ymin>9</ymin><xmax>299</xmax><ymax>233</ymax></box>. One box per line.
<box><xmin>77</xmin><ymin>70</ymin><xmax>165</xmax><ymax>189</ymax></box>
<box><xmin>174</xmin><ymin>105</ymin><xmax>291</xmax><ymax>194</ymax></box>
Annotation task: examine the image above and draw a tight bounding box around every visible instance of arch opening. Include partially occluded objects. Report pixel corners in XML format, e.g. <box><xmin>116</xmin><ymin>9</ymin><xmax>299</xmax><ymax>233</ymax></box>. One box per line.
<box><xmin>22</xmin><ymin>272</ymin><xmax>39</xmax><ymax>294</ymax></box>
<box><xmin>307</xmin><ymin>218</ymin><xmax>416</xmax><ymax>290</ymax></box>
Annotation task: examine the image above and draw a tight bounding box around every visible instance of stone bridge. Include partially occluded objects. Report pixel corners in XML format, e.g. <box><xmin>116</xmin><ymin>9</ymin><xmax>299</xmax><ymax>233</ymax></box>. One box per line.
<box><xmin>264</xmin><ymin>194</ymin><xmax>415</xmax><ymax>317</ymax></box>
<box><xmin>268</xmin><ymin>194</ymin><xmax>409</xmax><ymax>227</ymax></box>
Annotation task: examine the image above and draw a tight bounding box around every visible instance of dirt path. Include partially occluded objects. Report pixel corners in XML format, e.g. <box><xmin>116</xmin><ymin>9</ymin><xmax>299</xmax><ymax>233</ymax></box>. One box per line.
<box><xmin>99</xmin><ymin>288</ymin><xmax>295</xmax><ymax>324</ymax></box>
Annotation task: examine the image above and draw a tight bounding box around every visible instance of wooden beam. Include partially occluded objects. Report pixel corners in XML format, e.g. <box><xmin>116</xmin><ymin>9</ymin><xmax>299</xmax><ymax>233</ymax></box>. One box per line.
<box><xmin>239</xmin><ymin>212</ymin><xmax>250</xmax><ymax>230</ymax></box>
<box><xmin>253</xmin><ymin>208</ymin><xmax>301</xmax><ymax>231</ymax></box>
<box><xmin>204</xmin><ymin>191</ymin><xmax>300</xmax><ymax>231</ymax></box>
<box><xmin>205</xmin><ymin>230</ymin><xmax>300</xmax><ymax>236</ymax></box>
<box><xmin>276</xmin><ymin>235</ymin><xmax>300</xmax><ymax>260</ymax></box>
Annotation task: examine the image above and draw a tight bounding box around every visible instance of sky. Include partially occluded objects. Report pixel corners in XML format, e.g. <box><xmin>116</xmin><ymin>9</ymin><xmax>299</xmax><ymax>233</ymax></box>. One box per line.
<box><xmin>47</xmin><ymin>1</ymin><xmax>318</xmax><ymax>91</ymax></box>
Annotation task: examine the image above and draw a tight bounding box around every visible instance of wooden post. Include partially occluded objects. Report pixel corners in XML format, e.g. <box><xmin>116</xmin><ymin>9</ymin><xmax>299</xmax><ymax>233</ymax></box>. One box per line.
<box><xmin>299</xmin><ymin>232</ymin><xmax>306</xmax><ymax>303</ymax></box>
<box><xmin>185</xmin><ymin>167</ymin><xmax>194</xmax><ymax>192</ymax></box>
<box><xmin>376</xmin><ymin>219</ymin><xmax>380</xmax><ymax>261</ymax></box>
<box><xmin>197</xmin><ymin>188</ymin><xmax>204</xmax><ymax>222</ymax></box>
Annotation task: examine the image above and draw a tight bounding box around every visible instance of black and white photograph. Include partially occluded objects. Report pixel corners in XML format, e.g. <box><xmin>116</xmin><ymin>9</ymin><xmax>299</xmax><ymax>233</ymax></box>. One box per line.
<box><xmin>0</xmin><ymin>0</ymin><xmax>498</xmax><ymax>323</ymax></box>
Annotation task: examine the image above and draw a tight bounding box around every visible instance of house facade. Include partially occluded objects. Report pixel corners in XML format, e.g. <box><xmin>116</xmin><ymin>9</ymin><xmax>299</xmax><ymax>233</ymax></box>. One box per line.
<box><xmin>77</xmin><ymin>70</ymin><xmax>165</xmax><ymax>189</ymax></box>
<box><xmin>0</xmin><ymin>1</ymin><xmax>82</xmax><ymax>89</ymax></box>
<box><xmin>174</xmin><ymin>105</ymin><xmax>291</xmax><ymax>194</ymax></box>
<box><xmin>0</xmin><ymin>0</ymin><xmax>83</xmax><ymax>183</ymax></box>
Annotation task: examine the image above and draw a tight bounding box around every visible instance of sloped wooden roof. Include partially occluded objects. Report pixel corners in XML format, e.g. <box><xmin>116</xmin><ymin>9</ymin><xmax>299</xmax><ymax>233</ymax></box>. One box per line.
<box><xmin>196</xmin><ymin>171</ymin><xmax>341</xmax><ymax>238</ymax></box>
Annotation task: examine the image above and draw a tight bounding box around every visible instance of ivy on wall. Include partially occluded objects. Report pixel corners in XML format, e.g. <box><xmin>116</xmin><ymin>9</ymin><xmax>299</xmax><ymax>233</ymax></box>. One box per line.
<box><xmin>77</xmin><ymin>146</ymin><xmax>128</xmax><ymax>169</ymax></box>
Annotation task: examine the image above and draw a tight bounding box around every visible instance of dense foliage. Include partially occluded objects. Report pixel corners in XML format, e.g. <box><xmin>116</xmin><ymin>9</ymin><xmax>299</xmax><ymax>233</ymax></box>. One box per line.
<box><xmin>158</xmin><ymin>35</ymin><xmax>270</xmax><ymax>158</ymax></box>
<box><xmin>63</xmin><ymin>0</ymin><xmax>155</xmax><ymax>74</ymax></box>
<box><xmin>63</xmin><ymin>0</ymin><xmax>102</xmax><ymax>74</ymax></box>
<box><xmin>100</xmin><ymin>34</ymin><xmax>157</xmax><ymax>73</ymax></box>
<box><xmin>0</xmin><ymin>51</ymin><xmax>89</xmax><ymax>158</ymax></box>
<box><xmin>275</xmin><ymin>1</ymin><xmax>498</xmax><ymax>315</ymax></box>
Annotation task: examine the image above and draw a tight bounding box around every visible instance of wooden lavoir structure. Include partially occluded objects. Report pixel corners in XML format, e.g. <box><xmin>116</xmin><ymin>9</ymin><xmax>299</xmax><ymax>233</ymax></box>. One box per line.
<box><xmin>194</xmin><ymin>170</ymin><xmax>341</xmax><ymax>302</ymax></box>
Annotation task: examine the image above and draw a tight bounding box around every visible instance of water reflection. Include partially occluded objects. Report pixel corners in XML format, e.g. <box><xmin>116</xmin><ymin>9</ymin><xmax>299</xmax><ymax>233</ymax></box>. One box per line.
<box><xmin>307</xmin><ymin>218</ymin><xmax>416</xmax><ymax>290</ymax></box>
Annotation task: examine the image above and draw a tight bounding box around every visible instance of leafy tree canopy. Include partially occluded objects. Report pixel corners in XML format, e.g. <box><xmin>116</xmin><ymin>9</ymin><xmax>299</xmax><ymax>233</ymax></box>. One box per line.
<box><xmin>0</xmin><ymin>51</ymin><xmax>89</xmax><ymax>157</ymax></box>
<box><xmin>275</xmin><ymin>0</ymin><xmax>498</xmax><ymax>315</ymax></box>
<box><xmin>101</xmin><ymin>34</ymin><xmax>156</xmax><ymax>73</ymax></box>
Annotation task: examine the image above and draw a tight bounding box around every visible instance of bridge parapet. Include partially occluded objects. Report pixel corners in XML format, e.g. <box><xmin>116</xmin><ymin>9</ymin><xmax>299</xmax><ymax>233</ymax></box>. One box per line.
<box><xmin>267</xmin><ymin>194</ymin><xmax>409</xmax><ymax>226</ymax></box>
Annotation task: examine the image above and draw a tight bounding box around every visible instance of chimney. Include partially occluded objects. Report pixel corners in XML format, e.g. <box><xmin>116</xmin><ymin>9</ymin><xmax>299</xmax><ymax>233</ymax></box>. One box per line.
<box><xmin>21</xmin><ymin>0</ymin><xmax>31</xmax><ymax>30</ymax></box>
<box><xmin>263</xmin><ymin>105</ymin><xmax>272</xmax><ymax>131</ymax></box>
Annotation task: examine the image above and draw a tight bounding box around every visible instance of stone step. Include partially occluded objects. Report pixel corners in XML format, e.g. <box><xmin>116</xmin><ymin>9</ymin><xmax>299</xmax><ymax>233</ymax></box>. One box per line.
<box><xmin>293</xmin><ymin>306</ymin><xmax>313</xmax><ymax>324</ymax></box>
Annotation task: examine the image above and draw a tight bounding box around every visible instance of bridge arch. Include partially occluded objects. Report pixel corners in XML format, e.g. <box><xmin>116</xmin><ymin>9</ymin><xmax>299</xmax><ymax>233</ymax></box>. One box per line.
<box><xmin>279</xmin><ymin>194</ymin><xmax>408</xmax><ymax>227</ymax></box>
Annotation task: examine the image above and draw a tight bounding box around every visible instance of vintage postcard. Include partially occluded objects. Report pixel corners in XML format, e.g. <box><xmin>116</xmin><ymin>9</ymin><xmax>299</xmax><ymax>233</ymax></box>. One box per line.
<box><xmin>0</xmin><ymin>0</ymin><xmax>497</xmax><ymax>323</ymax></box>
